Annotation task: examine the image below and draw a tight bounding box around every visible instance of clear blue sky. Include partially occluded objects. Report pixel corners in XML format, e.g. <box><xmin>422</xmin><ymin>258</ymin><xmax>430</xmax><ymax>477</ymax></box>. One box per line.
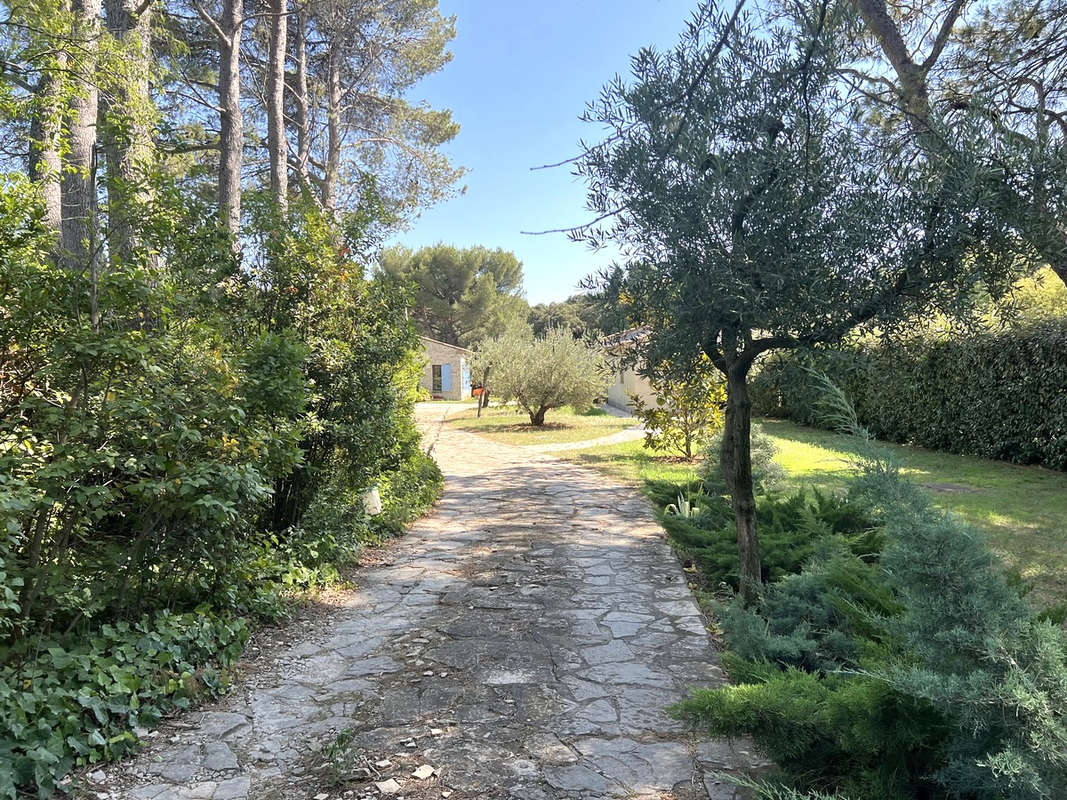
<box><xmin>389</xmin><ymin>0</ymin><xmax>698</xmax><ymax>305</ymax></box>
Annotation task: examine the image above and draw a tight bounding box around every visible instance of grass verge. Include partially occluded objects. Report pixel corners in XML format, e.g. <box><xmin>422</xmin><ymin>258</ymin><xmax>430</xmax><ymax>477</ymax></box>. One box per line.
<box><xmin>444</xmin><ymin>404</ymin><xmax>635</xmax><ymax>445</ymax></box>
<box><xmin>561</xmin><ymin>418</ymin><xmax>1067</xmax><ymax>603</ymax></box>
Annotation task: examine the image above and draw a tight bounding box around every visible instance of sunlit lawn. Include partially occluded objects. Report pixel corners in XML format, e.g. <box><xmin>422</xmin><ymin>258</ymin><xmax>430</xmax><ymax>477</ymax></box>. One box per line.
<box><xmin>563</xmin><ymin>418</ymin><xmax>1067</xmax><ymax>603</ymax></box>
<box><xmin>444</xmin><ymin>404</ymin><xmax>635</xmax><ymax>445</ymax></box>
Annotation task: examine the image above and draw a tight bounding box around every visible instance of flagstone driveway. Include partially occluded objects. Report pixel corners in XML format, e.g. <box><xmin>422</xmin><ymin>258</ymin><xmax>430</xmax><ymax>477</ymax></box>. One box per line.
<box><xmin>101</xmin><ymin>403</ymin><xmax>760</xmax><ymax>800</ymax></box>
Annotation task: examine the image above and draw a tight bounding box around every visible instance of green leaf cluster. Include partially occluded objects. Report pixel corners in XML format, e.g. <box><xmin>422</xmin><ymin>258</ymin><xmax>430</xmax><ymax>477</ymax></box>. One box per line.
<box><xmin>753</xmin><ymin>320</ymin><xmax>1067</xmax><ymax>470</ymax></box>
<box><xmin>661</xmin><ymin>442</ymin><xmax>1067</xmax><ymax>799</ymax></box>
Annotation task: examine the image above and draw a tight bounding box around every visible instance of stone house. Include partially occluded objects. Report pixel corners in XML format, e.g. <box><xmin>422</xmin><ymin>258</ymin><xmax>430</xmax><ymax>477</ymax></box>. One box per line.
<box><xmin>418</xmin><ymin>336</ymin><xmax>472</xmax><ymax>401</ymax></box>
<box><xmin>601</xmin><ymin>327</ymin><xmax>657</xmax><ymax>412</ymax></box>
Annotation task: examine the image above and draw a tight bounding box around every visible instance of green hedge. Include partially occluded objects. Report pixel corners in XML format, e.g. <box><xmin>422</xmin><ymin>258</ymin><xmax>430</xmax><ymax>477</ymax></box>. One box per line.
<box><xmin>752</xmin><ymin>320</ymin><xmax>1067</xmax><ymax>470</ymax></box>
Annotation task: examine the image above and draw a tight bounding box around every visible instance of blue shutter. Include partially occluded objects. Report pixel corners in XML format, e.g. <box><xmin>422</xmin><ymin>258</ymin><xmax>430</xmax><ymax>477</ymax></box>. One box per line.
<box><xmin>440</xmin><ymin>363</ymin><xmax>452</xmax><ymax>392</ymax></box>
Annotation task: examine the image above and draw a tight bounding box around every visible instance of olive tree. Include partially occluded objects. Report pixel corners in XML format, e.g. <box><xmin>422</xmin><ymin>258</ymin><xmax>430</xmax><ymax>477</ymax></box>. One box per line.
<box><xmin>475</xmin><ymin>328</ymin><xmax>610</xmax><ymax>426</ymax></box>
<box><xmin>576</xmin><ymin>1</ymin><xmax>1019</xmax><ymax>600</ymax></box>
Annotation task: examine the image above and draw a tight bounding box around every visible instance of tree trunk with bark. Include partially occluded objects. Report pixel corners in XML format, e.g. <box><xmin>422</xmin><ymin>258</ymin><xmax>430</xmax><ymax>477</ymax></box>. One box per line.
<box><xmin>529</xmin><ymin>405</ymin><xmax>548</xmax><ymax>426</ymax></box>
<box><xmin>721</xmin><ymin>365</ymin><xmax>761</xmax><ymax>603</ymax></box>
<box><xmin>217</xmin><ymin>0</ymin><xmax>243</xmax><ymax>238</ymax></box>
<box><xmin>322</xmin><ymin>38</ymin><xmax>341</xmax><ymax>214</ymax></box>
<box><xmin>266</xmin><ymin>0</ymin><xmax>288</xmax><ymax>214</ymax></box>
<box><xmin>103</xmin><ymin>0</ymin><xmax>154</xmax><ymax>266</ymax></box>
<box><xmin>290</xmin><ymin>7</ymin><xmax>310</xmax><ymax>186</ymax></box>
<box><xmin>29</xmin><ymin>41</ymin><xmax>68</xmax><ymax>235</ymax></box>
<box><xmin>61</xmin><ymin>0</ymin><xmax>103</xmax><ymax>285</ymax></box>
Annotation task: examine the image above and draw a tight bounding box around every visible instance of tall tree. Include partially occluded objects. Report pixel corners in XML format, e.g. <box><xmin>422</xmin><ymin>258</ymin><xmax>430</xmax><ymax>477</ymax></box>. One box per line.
<box><xmin>577</xmin><ymin>1</ymin><xmax>1019</xmax><ymax>600</ymax></box>
<box><xmin>193</xmin><ymin>0</ymin><xmax>244</xmax><ymax>236</ymax></box>
<box><xmin>839</xmin><ymin>0</ymin><xmax>1067</xmax><ymax>285</ymax></box>
<box><xmin>379</xmin><ymin>244</ymin><xmax>528</xmax><ymax>347</ymax></box>
<box><xmin>266</xmin><ymin>0</ymin><xmax>288</xmax><ymax>213</ymax></box>
<box><xmin>103</xmin><ymin>0</ymin><xmax>156</xmax><ymax>264</ymax></box>
<box><xmin>61</xmin><ymin>0</ymin><xmax>103</xmax><ymax>283</ymax></box>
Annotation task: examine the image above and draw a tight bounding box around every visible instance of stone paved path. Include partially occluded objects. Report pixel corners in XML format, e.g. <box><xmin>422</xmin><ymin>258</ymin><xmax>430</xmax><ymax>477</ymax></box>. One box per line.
<box><xmin>102</xmin><ymin>404</ymin><xmax>759</xmax><ymax>800</ymax></box>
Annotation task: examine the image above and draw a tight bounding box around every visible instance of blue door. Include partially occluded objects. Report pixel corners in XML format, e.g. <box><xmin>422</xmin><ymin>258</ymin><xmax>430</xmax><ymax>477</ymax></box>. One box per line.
<box><xmin>440</xmin><ymin>363</ymin><xmax>452</xmax><ymax>393</ymax></box>
<box><xmin>462</xmin><ymin>364</ymin><xmax>472</xmax><ymax>397</ymax></box>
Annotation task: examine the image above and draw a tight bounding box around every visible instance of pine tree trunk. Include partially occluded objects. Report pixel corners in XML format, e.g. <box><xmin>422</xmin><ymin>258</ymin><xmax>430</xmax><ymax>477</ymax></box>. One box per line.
<box><xmin>266</xmin><ymin>0</ymin><xmax>288</xmax><ymax>214</ymax></box>
<box><xmin>61</xmin><ymin>0</ymin><xmax>102</xmax><ymax>282</ymax></box>
<box><xmin>322</xmin><ymin>39</ymin><xmax>341</xmax><ymax>214</ymax></box>
<box><xmin>29</xmin><ymin>33</ymin><xmax>68</xmax><ymax>235</ymax></box>
<box><xmin>291</xmin><ymin>7</ymin><xmax>310</xmax><ymax>186</ymax></box>
<box><xmin>103</xmin><ymin>0</ymin><xmax>153</xmax><ymax>266</ymax></box>
<box><xmin>218</xmin><ymin>0</ymin><xmax>243</xmax><ymax>238</ymax></box>
<box><xmin>721</xmin><ymin>366</ymin><xmax>761</xmax><ymax>602</ymax></box>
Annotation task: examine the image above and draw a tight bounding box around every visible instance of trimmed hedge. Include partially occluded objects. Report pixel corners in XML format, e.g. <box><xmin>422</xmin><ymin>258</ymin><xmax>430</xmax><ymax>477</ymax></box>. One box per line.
<box><xmin>752</xmin><ymin>320</ymin><xmax>1067</xmax><ymax>470</ymax></box>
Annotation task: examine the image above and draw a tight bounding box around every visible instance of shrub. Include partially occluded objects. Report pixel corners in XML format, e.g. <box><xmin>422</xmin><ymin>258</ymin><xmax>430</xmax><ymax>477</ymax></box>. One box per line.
<box><xmin>753</xmin><ymin>323</ymin><xmax>1067</xmax><ymax>470</ymax></box>
<box><xmin>674</xmin><ymin>665</ymin><xmax>949</xmax><ymax>800</ymax></box>
<box><xmin>474</xmin><ymin>328</ymin><xmax>611</xmax><ymax>425</ymax></box>
<box><xmin>717</xmin><ymin>543</ymin><xmax>898</xmax><ymax>673</ymax></box>
<box><xmin>0</xmin><ymin>173</ymin><xmax>443</xmax><ymax>795</ymax></box>
<box><xmin>676</xmin><ymin>449</ymin><xmax>1067</xmax><ymax>799</ymax></box>
<box><xmin>659</xmin><ymin>488</ymin><xmax>878</xmax><ymax>589</ymax></box>
<box><xmin>631</xmin><ymin>365</ymin><xmax>726</xmax><ymax>459</ymax></box>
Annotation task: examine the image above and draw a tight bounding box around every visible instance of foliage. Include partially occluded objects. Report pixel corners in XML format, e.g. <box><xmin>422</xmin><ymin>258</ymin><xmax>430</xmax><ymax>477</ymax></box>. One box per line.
<box><xmin>672</xmin><ymin>417</ymin><xmax>1067</xmax><ymax>799</ymax></box>
<box><xmin>0</xmin><ymin>610</ymin><xmax>249</xmax><ymax>799</ymax></box>
<box><xmin>631</xmin><ymin>364</ymin><xmax>725</xmax><ymax>459</ymax></box>
<box><xmin>657</xmin><ymin>487</ymin><xmax>878</xmax><ymax>590</ymax></box>
<box><xmin>676</xmin><ymin>665</ymin><xmax>949</xmax><ymax>800</ymax></box>
<box><xmin>473</xmin><ymin>328</ymin><xmax>611</xmax><ymax>426</ymax></box>
<box><xmin>0</xmin><ymin>178</ymin><xmax>442</xmax><ymax>794</ymax></box>
<box><xmin>753</xmin><ymin>319</ymin><xmax>1067</xmax><ymax>470</ymax></box>
<box><xmin>576</xmin><ymin>0</ymin><xmax>1029</xmax><ymax>598</ymax></box>
<box><xmin>378</xmin><ymin>244</ymin><xmax>528</xmax><ymax>348</ymax></box>
<box><xmin>528</xmin><ymin>282</ymin><xmax>629</xmax><ymax>341</ymax></box>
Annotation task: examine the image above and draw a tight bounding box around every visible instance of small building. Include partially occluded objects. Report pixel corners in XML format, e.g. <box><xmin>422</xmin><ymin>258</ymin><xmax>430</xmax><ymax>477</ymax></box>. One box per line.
<box><xmin>601</xmin><ymin>327</ymin><xmax>657</xmax><ymax>412</ymax></box>
<box><xmin>418</xmin><ymin>336</ymin><xmax>472</xmax><ymax>401</ymax></box>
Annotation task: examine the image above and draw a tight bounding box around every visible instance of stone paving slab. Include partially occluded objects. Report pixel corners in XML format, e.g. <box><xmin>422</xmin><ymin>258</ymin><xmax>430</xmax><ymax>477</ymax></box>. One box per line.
<box><xmin>96</xmin><ymin>403</ymin><xmax>763</xmax><ymax>800</ymax></box>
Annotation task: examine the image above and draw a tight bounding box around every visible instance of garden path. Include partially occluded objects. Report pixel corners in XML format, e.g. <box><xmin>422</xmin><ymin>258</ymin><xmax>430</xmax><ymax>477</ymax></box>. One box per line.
<box><xmin>102</xmin><ymin>403</ymin><xmax>759</xmax><ymax>800</ymax></box>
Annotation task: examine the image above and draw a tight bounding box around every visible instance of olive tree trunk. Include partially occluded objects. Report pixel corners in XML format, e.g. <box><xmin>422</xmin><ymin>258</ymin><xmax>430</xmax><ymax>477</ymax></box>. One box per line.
<box><xmin>721</xmin><ymin>366</ymin><xmax>761</xmax><ymax>603</ymax></box>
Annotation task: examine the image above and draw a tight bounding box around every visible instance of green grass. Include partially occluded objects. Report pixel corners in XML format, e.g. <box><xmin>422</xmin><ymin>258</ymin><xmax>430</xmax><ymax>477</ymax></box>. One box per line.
<box><xmin>444</xmin><ymin>404</ymin><xmax>635</xmax><ymax>445</ymax></box>
<box><xmin>562</xmin><ymin>418</ymin><xmax>1067</xmax><ymax>603</ymax></box>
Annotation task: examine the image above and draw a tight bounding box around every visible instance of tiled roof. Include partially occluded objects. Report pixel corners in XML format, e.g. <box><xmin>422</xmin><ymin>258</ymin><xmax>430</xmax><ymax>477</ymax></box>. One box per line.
<box><xmin>599</xmin><ymin>326</ymin><xmax>652</xmax><ymax>352</ymax></box>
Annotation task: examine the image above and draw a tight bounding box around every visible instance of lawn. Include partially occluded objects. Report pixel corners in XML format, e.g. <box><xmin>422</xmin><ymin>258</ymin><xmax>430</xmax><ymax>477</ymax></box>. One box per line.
<box><xmin>444</xmin><ymin>404</ymin><xmax>636</xmax><ymax>445</ymax></box>
<box><xmin>563</xmin><ymin>418</ymin><xmax>1067</xmax><ymax>603</ymax></box>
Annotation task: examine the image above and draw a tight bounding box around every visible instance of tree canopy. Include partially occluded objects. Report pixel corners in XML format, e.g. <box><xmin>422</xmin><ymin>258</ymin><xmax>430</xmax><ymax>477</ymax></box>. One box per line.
<box><xmin>474</xmin><ymin>328</ymin><xmax>610</xmax><ymax>426</ymax></box>
<box><xmin>577</xmin><ymin>0</ymin><xmax>1026</xmax><ymax>598</ymax></box>
<box><xmin>378</xmin><ymin>243</ymin><xmax>529</xmax><ymax>347</ymax></box>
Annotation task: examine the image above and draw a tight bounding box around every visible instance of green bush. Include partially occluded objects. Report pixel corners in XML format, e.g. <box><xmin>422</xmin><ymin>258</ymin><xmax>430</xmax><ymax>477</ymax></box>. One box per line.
<box><xmin>675</xmin><ymin>665</ymin><xmax>949</xmax><ymax>800</ymax></box>
<box><xmin>717</xmin><ymin>543</ymin><xmax>898</xmax><ymax>673</ymax></box>
<box><xmin>0</xmin><ymin>174</ymin><xmax>443</xmax><ymax>794</ymax></box>
<box><xmin>0</xmin><ymin>611</ymin><xmax>249</xmax><ymax>798</ymax></box>
<box><xmin>676</xmin><ymin>451</ymin><xmax>1067</xmax><ymax>799</ymax></box>
<box><xmin>659</xmin><ymin>488</ymin><xmax>879</xmax><ymax>589</ymax></box>
<box><xmin>753</xmin><ymin>323</ymin><xmax>1067</xmax><ymax>470</ymax></box>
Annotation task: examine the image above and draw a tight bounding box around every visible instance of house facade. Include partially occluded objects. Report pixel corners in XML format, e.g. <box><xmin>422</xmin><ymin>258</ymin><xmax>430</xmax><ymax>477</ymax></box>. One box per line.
<box><xmin>601</xmin><ymin>327</ymin><xmax>657</xmax><ymax>412</ymax></box>
<box><xmin>418</xmin><ymin>336</ymin><xmax>472</xmax><ymax>401</ymax></box>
